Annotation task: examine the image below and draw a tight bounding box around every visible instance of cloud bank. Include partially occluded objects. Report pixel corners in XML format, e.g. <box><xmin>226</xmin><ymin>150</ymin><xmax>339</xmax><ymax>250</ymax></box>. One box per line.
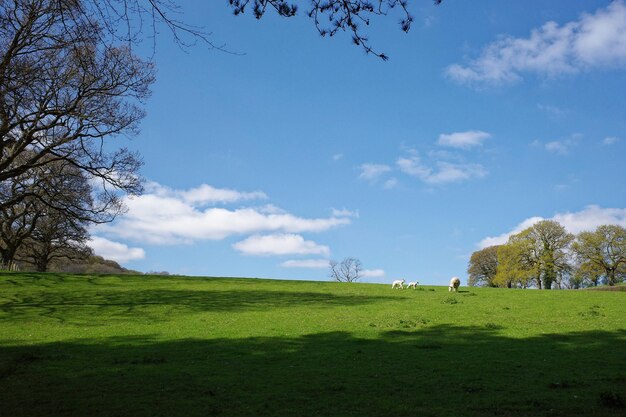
<box><xmin>233</xmin><ymin>234</ymin><xmax>330</xmax><ymax>257</ymax></box>
<box><xmin>88</xmin><ymin>236</ymin><xmax>146</xmax><ymax>263</ymax></box>
<box><xmin>280</xmin><ymin>259</ymin><xmax>330</xmax><ymax>269</ymax></box>
<box><xmin>478</xmin><ymin>205</ymin><xmax>626</xmax><ymax>248</ymax></box>
<box><xmin>94</xmin><ymin>183</ymin><xmax>352</xmax><ymax>246</ymax></box>
<box><xmin>447</xmin><ymin>1</ymin><xmax>626</xmax><ymax>86</ymax></box>
<box><xmin>437</xmin><ymin>131</ymin><xmax>491</xmax><ymax>149</ymax></box>
<box><xmin>397</xmin><ymin>155</ymin><xmax>487</xmax><ymax>185</ymax></box>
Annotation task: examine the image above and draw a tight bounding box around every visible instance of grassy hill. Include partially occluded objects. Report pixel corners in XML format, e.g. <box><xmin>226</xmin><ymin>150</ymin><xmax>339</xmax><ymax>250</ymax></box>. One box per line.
<box><xmin>1</xmin><ymin>273</ymin><xmax>625</xmax><ymax>416</ymax></box>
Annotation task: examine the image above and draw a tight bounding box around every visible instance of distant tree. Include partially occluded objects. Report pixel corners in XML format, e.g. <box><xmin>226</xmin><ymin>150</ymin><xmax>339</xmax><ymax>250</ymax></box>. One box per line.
<box><xmin>572</xmin><ymin>225</ymin><xmax>626</xmax><ymax>286</ymax></box>
<box><xmin>54</xmin><ymin>254</ymin><xmax>135</xmax><ymax>274</ymax></box>
<box><xmin>500</xmin><ymin>221</ymin><xmax>573</xmax><ymax>289</ymax></box>
<box><xmin>1</xmin><ymin>157</ymin><xmax>118</xmax><ymax>267</ymax></box>
<box><xmin>17</xmin><ymin>209</ymin><xmax>91</xmax><ymax>272</ymax></box>
<box><xmin>467</xmin><ymin>245</ymin><xmax>500</xmax><ymax>287</ymax></box>
<box><xmin>493</xmin><ymin>239</ymin><xmax>536</xmax><ymax>288</ymax></box>
<box><xmin>329</xmin><ymin>257</ymin><xmax>362</xmax><ymax>282</ymax></box>
<box><xmin>570</xmin><ymin>260</ymin><xmax>604</xmax><ymax>288</ymax></box>
<box><xmin>147</xmin><ymin>271</ymin><xmax>171</xmax><ymax>276</ymax></box>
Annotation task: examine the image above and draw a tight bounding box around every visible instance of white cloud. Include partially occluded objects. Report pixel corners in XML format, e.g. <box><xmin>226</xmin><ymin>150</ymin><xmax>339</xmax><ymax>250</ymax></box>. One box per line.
<box><xmin>94</xmin><ymin>183</ymin><xmax>351</xmax><ymax>245</ymax></box>
<box><xmin>603</xmin><ymin>136</ymin><xmax>619</xmax><ymax>145</ymax></box>
<box><xmin>437</xmin><ymin>131</ymin><xmax>491</xmax><ymax>149</ymax></box>
<box><xmin>545</xmin><ymin>141</ymin><xmax>569</xmax><ymax>154</ymax></box>
<box><xmin>537</xmin><ymin>104</ymin><xmax>567</xmax><ymax>117</ymax></box>
<box><xmin>280</xmin><ymin>259</ymin><xmax>330</xmax><ymax>269</ymax></box>
<box><xmin>446</xmin><ymin>1</ymin><xmax>626</xmax><ymax>86</ymax></box>
<box><xmin>478</xmin><ymin>216</ymin><xmax>544</xmax><ymax>248</ymax></box>
<box><xmin>478</xmin><ymin>205</ymin><xmax>626</xmax><ymax>248</ymax></box>
<box><xmin>146</xmin><ymin>182</ymin><xmax>267</xmax><ymax>205</ymax></box>
<box><xmin>332</xmin><ymin>153</ymin><xmax>344</xmax><ymax>161</ymax></box>
<box><xmin>383</xmin><ymin>178</ymin><xmax>398</xmax><ymax>189</ymax></box>
<box><xmin>332</xmin><ymin>208</ymin><xmax>359</xmax><ymax>218</ymax></box>
<box><xmin>397</xmin><ymin>155</ymin><xmax>487</xmax><ymax>184</ymax></box>
<box><xmin>233</xmin><ymin>234</ymin><xmax>330</xmax><ymax>257</ymax></box>
<box><xmin>88</xmin><ymin>236</ymin><xmax>145</xmax><ymax>263</ymax></box>
<box><xmin>361</xmin><ymin>269</ymin><xmax>386</xmax><ymax>278</ymax></box>
<box><xmin>537</xmin><ymin>134</ymin><xmax>581</xmax><ymax>155</ymax></box>
<box><xmin>359</xmin><ymin>163</ymin><xmax>392</xmax><ymax>180</ymax></box>
<box><xmin>397</xmin><ymin>155</ymin><xmax>431</xmax><ymax>178</ymax></box>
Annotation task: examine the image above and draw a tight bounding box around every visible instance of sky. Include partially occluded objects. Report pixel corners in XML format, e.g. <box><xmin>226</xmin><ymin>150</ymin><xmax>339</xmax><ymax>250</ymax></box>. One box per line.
<box><xmin>88</xmin><ymin>0</ymin><xmax>626</xmax><ymax>285</ymax></box>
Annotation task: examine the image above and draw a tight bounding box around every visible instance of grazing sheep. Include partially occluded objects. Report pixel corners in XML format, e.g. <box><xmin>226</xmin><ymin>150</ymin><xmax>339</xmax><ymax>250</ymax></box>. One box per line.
<box><xmin>407</xmin><ymin>281</ymin><xmax>419</xmax><ymax>289</ymax></box>
<box><xmin>449</xmin><ymin>276</ymin><xmax>461</xmax><ymax>292</ymax></box>
<box><xmin>392</xmin><ymin>279</ymin><xmax>405</xmax><ymax>289</ymax></box>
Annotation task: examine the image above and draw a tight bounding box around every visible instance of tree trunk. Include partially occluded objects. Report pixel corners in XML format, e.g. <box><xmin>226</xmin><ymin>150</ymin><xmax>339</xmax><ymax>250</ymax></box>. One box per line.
<box><xmin>35</xmin><ymin>260</ymin><xmax>48</xmax><ymax>272</ymax></box>
<box><xmin>607</xmin><ymin>269</ymin><xmax>616</xmax><ymax>286</ymax></box>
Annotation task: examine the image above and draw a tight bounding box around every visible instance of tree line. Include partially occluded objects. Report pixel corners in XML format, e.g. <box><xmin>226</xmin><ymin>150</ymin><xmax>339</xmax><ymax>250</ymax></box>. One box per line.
<box><xmin>468</xmin><ymin>221</ymin><xmax>626</xmax><ymax>289</ymax></box>
<box><xmin>0</xmin><ymin>0</ymin><xmax>153</xmax><ymax>272</ymax></box>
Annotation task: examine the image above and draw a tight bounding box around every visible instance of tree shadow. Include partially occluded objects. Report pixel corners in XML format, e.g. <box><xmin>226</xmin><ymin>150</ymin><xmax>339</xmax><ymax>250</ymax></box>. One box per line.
<box><xmin>1</xmin><ymin>325</ymin><xmax>625</xmax><ymax>417</ymax></box>
<box><xmin>0</xmin><ymin>287</ymin><xmax>397</xmax><ymax>325</ymax></box>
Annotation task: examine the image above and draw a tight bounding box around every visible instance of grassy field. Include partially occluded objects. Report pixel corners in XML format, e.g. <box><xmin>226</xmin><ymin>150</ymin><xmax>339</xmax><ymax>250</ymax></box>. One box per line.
<box><xmin>0</xmin><ymin>273</ymin><xmax>625</xmax><ymax>417</ymax></box>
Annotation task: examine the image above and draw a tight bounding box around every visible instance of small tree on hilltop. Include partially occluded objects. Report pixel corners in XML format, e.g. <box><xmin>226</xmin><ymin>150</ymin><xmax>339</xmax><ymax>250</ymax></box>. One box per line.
<box><xmin>329</xmin><ymin>257</ymin><xmax>362</xmax><ymax>282</ymax></box>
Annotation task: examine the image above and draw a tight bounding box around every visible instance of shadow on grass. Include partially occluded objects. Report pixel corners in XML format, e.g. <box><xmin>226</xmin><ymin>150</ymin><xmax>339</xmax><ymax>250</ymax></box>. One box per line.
<box><xmin>0</xmin><ymin>272</ymin><xmax>400</xmax><ymax>326</ymax></box>
<box><xmin>0</xmin><ymin>287</ymin><xmax>397</xmax><ymax>324</ymax></box>
<box><xmin>1</xmin><ymin>325</ymin><xmax>625</xmax><ymax>417</ymax></box>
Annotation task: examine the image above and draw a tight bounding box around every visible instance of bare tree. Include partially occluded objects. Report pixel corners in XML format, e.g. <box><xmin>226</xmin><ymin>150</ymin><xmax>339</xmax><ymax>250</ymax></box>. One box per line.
<box><xmin>66</xmin><ymin>1</ymin><xmax>446</xmax><ymax>60</ymax></box>
<box><xmin>0</xmin><ymin>156</ymin><xmax>113</xmax><ymax>266</ymax></box>
<box><xmin>17</xmin><ymin>209</ymin><xmax>91</xmax><ymax>272</ymax></box>
<box><xmin>229</xmin><ymin>0</ymin><xmax>444</xmax><ymax>60</ymax></box>
<box><xmin>329</xmin><ymin>257</ymin><xmax>362</xmax><ymax>282</ymax></box>
<box><xmin>0</xmin><ymin>0</ymin><xmax>154</xmax><ymax>196</ymax></box>
<box><xmin>0</xmin><ymin>191</ymin><xmax>40</xmax><ymax>264</ymax></box>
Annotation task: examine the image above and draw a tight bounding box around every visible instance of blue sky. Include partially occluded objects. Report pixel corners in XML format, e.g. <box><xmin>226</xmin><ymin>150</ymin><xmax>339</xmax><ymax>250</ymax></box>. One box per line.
<box><xmin>89</xmin><ymin>0</ymin><xmax>626</xmax><ymax>285</ymax></box>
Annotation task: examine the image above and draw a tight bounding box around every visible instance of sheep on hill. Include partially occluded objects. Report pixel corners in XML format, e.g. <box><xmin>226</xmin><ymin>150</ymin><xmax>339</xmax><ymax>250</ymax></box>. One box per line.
<box><xmin>449</xmin><ymin>276</ymin><xmax>461</xmax><ymax>292</ymax></box>
<box><xmin>391</xmin><ymin>279</ymin><xmax>405</xmax><ymax>289</ymax></box>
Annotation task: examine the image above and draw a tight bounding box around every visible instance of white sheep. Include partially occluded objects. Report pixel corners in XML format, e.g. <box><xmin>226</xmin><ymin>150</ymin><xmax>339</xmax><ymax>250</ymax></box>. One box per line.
<box><xmin>406</xmin><ymin>281</ymin><xmax>419</xmax><ymax>289</ymax></box>
<box><xmin>449</xmin><ymin>276</ymin><xmax>461</xmax><ymax>292</ymax></box>
<box><xmin>391</xmin><ymin>279</ymin><xmax>405</xmax><ymax>289</ymax></box>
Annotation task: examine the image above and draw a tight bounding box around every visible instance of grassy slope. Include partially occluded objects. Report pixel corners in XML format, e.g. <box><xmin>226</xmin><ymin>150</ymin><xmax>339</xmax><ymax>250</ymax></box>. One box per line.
<box><xmin>0</xmin><ymin>273</ymin><xmax>625</xmax><ymax>417</ymax></box>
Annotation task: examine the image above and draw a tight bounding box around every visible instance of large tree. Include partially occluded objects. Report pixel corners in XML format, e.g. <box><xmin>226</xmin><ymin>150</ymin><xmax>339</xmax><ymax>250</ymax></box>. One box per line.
<box><xmin>572</xmin><ymin>225</ymin><xmax>626</xmax><ymax>286</ymax></box>
<box><xmin>527</xmin><ymin>220</ymin><xmax>574</xmax><ymax>289</ymax></box>
<box><xmin>0</xmin><ymin>156</ymin><xmax>110</xmax><ymax>266</ymax></box>
<box><xmin>493</xmin><ymin>237</ymin><xmax>537</xmax><ymax>289</ymax></box>
<box><xmin>0</xmin><ymin>189</ymin><xmax>40</xmax><ymax>264</ymax></box>
<box><xmin>494</xmin><ymin>221</ymin><xmax>573</xmax><ymax>289</ymax></box>
<box><xmin>467</xmin><ymin>245</ymin><xmax>500</xmax><ymax>287</ymax></box>
<box><xmin>17</xmin><ymin>209</ymin><xmax>91</xmax><ymax>272</ymax></box>
<box><xmin>37</xmin><ymin>1</ymin><xmax>445</xmax><ymax>60</ymax></box>
<box><xmin>0</xmin><ymin>0</ymin><xmax>153</xmax><ymax>198</ymax></box>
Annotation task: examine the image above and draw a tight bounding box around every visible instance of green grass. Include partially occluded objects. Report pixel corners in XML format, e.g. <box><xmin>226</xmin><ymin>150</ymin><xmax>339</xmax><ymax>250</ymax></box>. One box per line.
<box><xmin>1</xmin><ymin>273</ymin><xmax>625</xmax><ymax>416</ymax></box>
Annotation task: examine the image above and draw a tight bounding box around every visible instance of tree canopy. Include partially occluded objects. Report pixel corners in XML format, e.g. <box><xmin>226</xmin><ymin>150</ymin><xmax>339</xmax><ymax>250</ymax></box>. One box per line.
<box><xmin>469</xmin><ymin>221</ymin><xmax>625</xmax><ymax>289</ymax></box>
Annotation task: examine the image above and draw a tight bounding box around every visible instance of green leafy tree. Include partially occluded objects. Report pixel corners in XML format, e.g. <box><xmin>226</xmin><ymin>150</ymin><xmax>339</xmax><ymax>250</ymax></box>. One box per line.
<box><xmin>571</xmin><ymin>260</ymin><xmax>604</xmax><ymax>288</ymax></box>
<box><xmin>572</xmin><ymin>225</ymin><xmax>626</xmax><ymax>286</ymax></box>
<box><xmin>495</xmin><ymin>221</ymin><xmax>573</xmax><ymax>289</ymax></box>
<box><xmin>493</xmin><ymin>238</ymin><xmax>536</xmax><ymax>288</ymax></box>
<box><xmin>528</xmin><ymin>220</ymin><xmax>574</xmax><ymax>289</ymax></box>
<box><xmin>467</xmin><ymin>245</ymin><xmax>500</xmax><ymax>287</ymax></box>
